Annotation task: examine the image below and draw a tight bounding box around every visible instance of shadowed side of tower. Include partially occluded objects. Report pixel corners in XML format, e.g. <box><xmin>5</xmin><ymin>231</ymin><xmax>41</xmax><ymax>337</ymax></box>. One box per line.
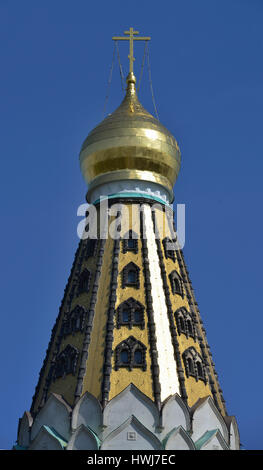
<box><xmin>15</xmin><ymin>32</ymin><xmax>240</xmax><ymax>451</ymax></box>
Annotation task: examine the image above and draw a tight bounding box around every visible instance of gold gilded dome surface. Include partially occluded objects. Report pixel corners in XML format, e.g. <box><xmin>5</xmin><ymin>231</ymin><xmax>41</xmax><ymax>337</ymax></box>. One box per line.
<box><xmin>79</xmin><ymin>73</ymin><xmax>181</xmax><ymax>202</ymax></box>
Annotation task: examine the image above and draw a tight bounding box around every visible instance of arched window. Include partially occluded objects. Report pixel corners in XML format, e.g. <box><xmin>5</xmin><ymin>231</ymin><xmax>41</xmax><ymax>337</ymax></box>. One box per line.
<box><xmin>134</xmin><ymin>309</ymin><xmax>142</xmax><ymax>323</ymax></box>
<box><xmin>122</xmin><ymin>309</ymin><xmax>129</xmax><ymax>323</ymax></box>
<box><xmin>187</xmin><ymin>357</ymin><xmax>194</xmax><ymax>375</ymax></box>
<box><xmin>179</xmin><ymin>316</ymin><xmax>185</xmax><ymax>332</ymax></box>
<box><xmin>175</xmin><ymin>310</ymin><xmax>185</xmax><ymax>336</ymax></box>
<box><xmin>134</xmin><ymin>349</ymin><xmax>143</xmax><ymax>364</ymax></box>
<box><xmin>53</xmin><ymin>344</ymin><xmax>79</xmax><ymax>380</ymax></box>
<box><xmin>122</xmin><ymin>262</ymin><xmax>140</xmax><ymax>289</ymax></box>
<box><xmin>115</xmin><ymin>336</ymin><xmax>147</xmax><ymax>371</ymax></box>
<box><xmin>120</xmin><ymin>350</ymin><xmax>129</xmax><ymax>364</ymax></box>
<box><xmin>187</xmin><ymin>319</ymin><xmax>193</xmax><ymax>336</ymax></box>
<box><xmin>182</xmin><ymin>347</ymin><xmax>207</xmax><ymax>384</ymax></box>
<box><xmin>174</xmin><ymin>307</ymin><xmax>196</xmax><ymax>340</ymax></box>
<box><xmin>78</xmin><ymin>269</ymin><xmax>91</xmax><ymax>295</ymax></box>
<box><xmin>196</xmin><ymin>361</ymin><xmax>204</xmax><ymax>379</ymax></box>
<box><xmin>169</xmin><ymin>270</ymin><xmax>183</xmax><ymax>297</ymax></box>
<box><xmin>122</xmin><ymin>230</ymin><xmax>138</xmax><ymax>254</ymax></box>
<box><xmin>62</xmin><ymin>305</ymin><xmax>87</xmax><ymax>338</ymax></box>
<box><xmin>116</xmin><ymin>298</ymin><xmax>145</xmax><ymax>329</ymax></box>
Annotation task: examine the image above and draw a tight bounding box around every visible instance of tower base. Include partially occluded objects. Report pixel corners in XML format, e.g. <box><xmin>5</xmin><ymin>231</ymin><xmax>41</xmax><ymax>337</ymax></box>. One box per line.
<box><xmin>15</xmin><ymin>384</ymin><xmax>239</xmax><ymax>450</ymax></box>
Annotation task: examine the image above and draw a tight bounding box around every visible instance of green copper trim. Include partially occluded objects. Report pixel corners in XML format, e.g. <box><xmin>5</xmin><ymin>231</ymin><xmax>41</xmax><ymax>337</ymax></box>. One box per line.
<box><xmin>43</xmin><ymin>425</ymin><xmax>68</xmax><ymax>449</ymax></box>
<box><xmin>194</xmin><ymin>429</ymin><xmax>217</xmax><ymax>450</ymax></box>
<box><xmin>162</xmin><ymin>427</ymin><xmax>178</xmax><ymax>448</ymax></box>
<box><xmin>85</xmin><ymin>425</ymin><xmax>101</xmax><ymax>448</ymax></box>
<box><xmin>12</xmin><ymin>426</ymin><xmax>69</xmax><ymax>450</ymax></box>
<box><xmin>93</xmin><ymin>192</ymin><xmax>169</xmax><ymax>206</ymax></box>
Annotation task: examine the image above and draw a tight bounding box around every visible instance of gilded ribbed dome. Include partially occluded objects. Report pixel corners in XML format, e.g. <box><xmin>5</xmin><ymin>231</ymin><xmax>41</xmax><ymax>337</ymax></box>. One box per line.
<box><xmin>79</xmin><ymin>73</ymin><xmax>181</xmax><ymax>202</ymax></box>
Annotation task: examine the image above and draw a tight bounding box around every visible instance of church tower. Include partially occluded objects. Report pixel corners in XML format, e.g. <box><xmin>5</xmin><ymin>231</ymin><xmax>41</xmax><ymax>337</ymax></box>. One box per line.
<box><xmin>15</xmin><ymin>29</ymin><xmax>240</xmax><ymax>451</ymax></box>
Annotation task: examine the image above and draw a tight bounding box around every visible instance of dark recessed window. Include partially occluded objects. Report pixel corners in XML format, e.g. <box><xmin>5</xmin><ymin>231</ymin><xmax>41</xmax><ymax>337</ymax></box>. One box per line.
<box><xmin>128</xmin><ymin>239</ymin><xmax>136</xmax><ymax>249</ymax></box>
<box><xmin>196</xmin><ymin>361</ymin><xmax>203</xmax><ymax>379</ymax></box>
<box><xmin>62</xmin><ymin>305</ymin><xmax>87</xmax><ymax>338</ymax></box>
<box><xmin>134</xmin><ymin>349</ymin><xmax>143</xmax><ymax>364</ymax></box>
<box><xmin>178</xmin><ymin>316</ymin><xmax>185</xmax><ymax>332</ymax></box>
<box><xmin>116</xmin><ymin>298</ymin><xmax>145</xmax><ymax>329</ymax></box>
<box><xmin>134</xmin><ymin>310</ymin><xmax>142</xmax><ymax>323</ymax></box>
<box><xmin>122</xmin><ymin>309</ymin><xmax>129</xmax><ymax>323</ymax></box>
<box><xmin>115</xmin><ymin>336</ymin><xmax>147</xmax><ymax>371</ymax></box>
<box><xmin>128</xmin><ymin>270</ymin><xmax>136</xmax><ymax>284</ymax></box>
<box><xmin>120</xmin><ymin>350</ymin><xmax>129</xmax><ymax>364</ymax></box>
<box><xmin>183</xmin><ymin>347</ymin><xmax>207</xmax><ymax>384</ymax></box>
<box><xmin>122</xmin><ymin>262</ymin><xmax>140</xmax><ymax>289</ymax></box>
<box><xmin>175</xmin><ymin>307</ymin><xmax>196</xmax><ymax>340</ymax></box>
<box><xmin>187</xmin><ymin>320</ymin><xmax>193</xmax><ymax>336</ymax></box>
<box><xmin>169</xmin><ymin>270</ymin><xmax>183</xmax><ymax>297</ymax></box>
<box><xmin>187</xmin><ymin>357</ymin><xmax>194</xmax><ymax>375</ymax></box>
<box><xmin>53</xmin><ymin>344</ymin><xmax>79</xmax><ymax>381</ymax></box>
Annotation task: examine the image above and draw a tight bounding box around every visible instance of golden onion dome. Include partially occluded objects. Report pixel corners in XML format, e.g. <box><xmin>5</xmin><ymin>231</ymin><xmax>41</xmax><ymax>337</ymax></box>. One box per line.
<box><xmin>79</xmin><ymin>72</ymin><xmax>181</xmax><ymax>203</ymax></box>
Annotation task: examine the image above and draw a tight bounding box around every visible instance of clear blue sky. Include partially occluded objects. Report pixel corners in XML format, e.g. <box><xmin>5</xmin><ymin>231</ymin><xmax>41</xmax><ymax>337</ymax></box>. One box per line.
<box><xmin>0</xmin><ymin>0</ymin><xmax>262</xmax><ymax>450</ymax></box>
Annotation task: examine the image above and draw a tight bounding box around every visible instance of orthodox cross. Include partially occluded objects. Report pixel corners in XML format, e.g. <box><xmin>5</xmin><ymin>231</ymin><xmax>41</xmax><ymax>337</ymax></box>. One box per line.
<box><xmin>112</xmin><ymin>27</ymin><xmax>151</xmax><ymax>74</ymax></box>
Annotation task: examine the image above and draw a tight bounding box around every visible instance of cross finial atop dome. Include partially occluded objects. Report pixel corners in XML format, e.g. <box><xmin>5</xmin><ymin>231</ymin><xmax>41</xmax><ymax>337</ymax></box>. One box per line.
<box><xmin>112</xmin><ymin>27</ymin><xmax>151</xmax><ymax>74</ymax></box>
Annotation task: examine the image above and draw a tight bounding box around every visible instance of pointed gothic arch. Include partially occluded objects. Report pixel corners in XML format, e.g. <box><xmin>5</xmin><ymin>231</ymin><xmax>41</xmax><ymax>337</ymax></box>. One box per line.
<box><xmin>71</xmin><ymin>391</ymin><xmax>102</xmax><ymax>434</ymax></box>
<box><xmin>161</xmin><ymin>393</ymin><xmax>191</xmax><ymax>433</ymax></box>
<box><xmin>67</xmin><ymin>424</ymin><xmax>100</xmax><ymax>450</ymax></box>
<box><xmin>163</xmin><ymin>426</ymin><xmax>195</xmax><ymax>450</ymax></box>
<box><xmin>101</xmin><ymin>415</ymin><xmax>162</xmax><ymax>450</ymax></box>
<box><xmin>31</xmin><ymin>393</ymin><xmax>71</xmax><ymax>442</ymax></box>
<box><xmin>191</xmin><ymin>396</ymin><xmax>229</xmax><ymax>443</ymax></box>
<box><xmin>103</xmin><ymin>384</ymin><xmax>160</xmax><ymax>435</ymax></box>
